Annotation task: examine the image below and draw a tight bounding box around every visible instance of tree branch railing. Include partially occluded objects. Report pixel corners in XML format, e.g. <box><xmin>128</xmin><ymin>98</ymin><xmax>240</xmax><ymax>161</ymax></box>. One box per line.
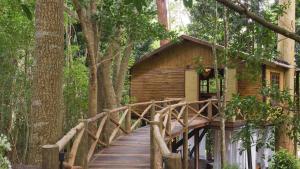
<box><xmin>42</xmin><ymin>98</ymin><xmax>183</xmax><ymax>169</ymax></box>
<box><xmin>150</xmin><ymin>99</ymin><xmax>219</xmax><ymax>169</ymax></box>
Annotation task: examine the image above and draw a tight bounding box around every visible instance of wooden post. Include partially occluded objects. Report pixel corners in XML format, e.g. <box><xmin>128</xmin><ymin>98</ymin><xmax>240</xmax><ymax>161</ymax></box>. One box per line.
<box><xmin>77</xmin><ymin>120</ymin><xmax>88</xmax><ymax>169</ymax></box>
<box><xmin>42</xmin><ymin>144</ymin><xmax>59</xmax><ymax>169</ymax></box>
<box><xmin>194</xmin><ymin>129</ymin><xmax>200</xmax><ymax>169</ymax></box>
<box><xmin>163</xmin><ymin>153</ymin><xmax>182</xmax><ymax>169</ymax></box>
<box><xmin>208</xmin><ymin>100</ymin><xmax>212</xmax><ymax>119</ymax></box>
<box><xmin>167</xmin><ymin>106</ymin><xmax>172</xmax><ymax>150</ymax></box>
<box><xmin>183</xmin><ymin>104</ymin><xmax>189</xmax><ymax>169</ymax></box>
<box><xmin>125</xmin><ymin>105</ymin><xmax>131</xmax><ymax>133</ymax></box>
<box><xmin>150</xmin><ymin>101</ymin><xmax>162</xmax><ymax>169</ymax></box>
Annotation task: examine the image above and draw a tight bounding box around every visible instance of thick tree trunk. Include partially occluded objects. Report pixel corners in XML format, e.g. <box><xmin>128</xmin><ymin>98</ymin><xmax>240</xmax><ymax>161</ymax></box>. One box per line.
<box><xmin>276</xmin><ymin>0</ymin><xmax>295</xmax><ymax>153</ymax></box>
<box><xmin>27</xmin><ymin>0</ymin><xmax>64</xmax><ymax>164</ymax></box>
<box><xmin>156</xmin><ymin>0</ymin><xmax>169</xmax><ymax>46</ymax></box>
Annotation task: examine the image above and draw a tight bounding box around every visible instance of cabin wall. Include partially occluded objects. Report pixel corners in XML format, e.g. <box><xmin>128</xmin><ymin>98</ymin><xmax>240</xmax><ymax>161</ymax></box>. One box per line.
<box><xmin>237</xmin><ymin>65</ymin><xmax>286</xmax><ymax>100</ymax></box>
<box><xmin>265</xmin><ymin>66</ymin><xmax>285</xmax><ymax>90</ymax></box>
<box><xmin>131</xmin><ymin>41</ymin><xmax>214</xmax><ymax>102</ymax></box>
<box><xmin>237</xmin><ymin>66</ymin><xmax>262</xmax><ymax>99</ymax></box>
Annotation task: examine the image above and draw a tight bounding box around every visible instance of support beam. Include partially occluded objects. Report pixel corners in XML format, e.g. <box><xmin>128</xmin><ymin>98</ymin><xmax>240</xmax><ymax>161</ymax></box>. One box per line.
<box><xmin>194</xmin><ymin>129</ymin><xmax>200</xmax><ymax>169</ymax></box>
<box><xmin>189</xmin><ymin>128</ymin><xmax>208</xmax><ymax>157</ymax></box>
<box><xmin>183</xmin><ymin>105</ymin><xmax>189</xmax><ymax>169</ymax></box>
<box><xmin>173</xmin><ymin>128</ymin><xmax>197</xmax><ymax>150</ymax></box>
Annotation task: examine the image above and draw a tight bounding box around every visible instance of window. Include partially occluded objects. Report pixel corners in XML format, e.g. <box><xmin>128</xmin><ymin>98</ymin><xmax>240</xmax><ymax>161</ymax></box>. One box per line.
<box><xmin>200</xmin><ymin>80</ymin><xmax>209</xmax><ymax>93</ymax></box>
<box><xmin>270</xmin><ymin>72</ymin><xmax>280</xmax><ymax>88</ymax></box>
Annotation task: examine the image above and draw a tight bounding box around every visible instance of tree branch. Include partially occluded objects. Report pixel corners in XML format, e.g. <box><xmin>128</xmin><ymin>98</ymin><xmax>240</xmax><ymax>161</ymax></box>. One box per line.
<box><xmin>64</xmin><ymin>5</ymin><xmax>79</xmax><ymax>21</ymax></box>
<box><xmin>216</xmin><ymin>0</ymin><xmax>300</xmax><ymax>43</ymax></box>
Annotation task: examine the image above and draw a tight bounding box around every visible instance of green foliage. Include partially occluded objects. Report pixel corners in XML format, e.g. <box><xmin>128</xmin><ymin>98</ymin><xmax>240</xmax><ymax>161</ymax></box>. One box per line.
<box><xmin>0</xmin><ymin>134</ymin><xmax>11</xmax><ymax>169</ymax></box>
<box><xmin>187</xmin><ymin>0</ymin><xmax>286</xmax><ymax>79</ymax></box>
<box><xmin>64</xmin><ymin>58</ymin><xmax>89</xmax><ymax>131</ymax></box>
<box><xmin>269</xmin><ymin>149</ymin><xmax>300</xmax><ymax>169</ymax></box>
<box><xmin>225</xmin><ymin>85</ymin><xmax>299</xmax><ymax>151</ymax></box>
<box><xmin>0</xmin><ymin>0</ymin><xmax>34</xmax><ymax>163</ymax></box>
<box><xmin>223</xmin><ymin>164</ymin><xmax>239</xmax><ymax>169</ymax></box>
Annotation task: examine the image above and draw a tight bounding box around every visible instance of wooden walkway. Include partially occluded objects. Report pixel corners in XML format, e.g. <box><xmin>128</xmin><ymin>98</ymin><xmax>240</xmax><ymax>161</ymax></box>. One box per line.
<box><xmin>42</xmin><ymin>99</ymin><xmax>246</xmax><ymax>169</ymax></box>
<box><xmin>89</xmin><ymin>126</ymin><xmax>151</xmax><ymax>169</ymax></box>
<box><xmin>88</xmin><ymin>118</ymin><xmax>245</xmax><ymax>169</ymax></box>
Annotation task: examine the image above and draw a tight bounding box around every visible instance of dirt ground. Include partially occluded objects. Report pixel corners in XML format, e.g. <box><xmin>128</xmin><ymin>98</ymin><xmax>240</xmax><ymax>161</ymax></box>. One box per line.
<box><xmin>13</xmin><ymin>165</ymin><xmax>40</xmax><ymax>169</ymax></box>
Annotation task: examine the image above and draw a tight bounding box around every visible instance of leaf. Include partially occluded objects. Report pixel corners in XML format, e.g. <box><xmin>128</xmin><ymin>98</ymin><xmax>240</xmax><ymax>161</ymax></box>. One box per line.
<box><xmin>183</xmin><ymin>0</ymin><xmax>193</xmax><ymax>8</ymax></box>
<box><xmin>20</xmin><ymin>4</ymin><xmax>32</xmax><ymax>20</ymax></box>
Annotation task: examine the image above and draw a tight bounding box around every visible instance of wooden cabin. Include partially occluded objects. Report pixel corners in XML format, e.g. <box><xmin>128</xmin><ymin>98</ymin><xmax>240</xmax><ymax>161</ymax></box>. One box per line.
<box><xmin>130</xmin><ymin>35</ymin><xmax>297</xmax><ymax>103</ymax></box>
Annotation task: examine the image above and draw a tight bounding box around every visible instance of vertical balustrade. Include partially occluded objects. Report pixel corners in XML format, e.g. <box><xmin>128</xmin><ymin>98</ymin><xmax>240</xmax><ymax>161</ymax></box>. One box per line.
<box><xmin>77</xmin><ymin>120</ymin><xmax>88</xmax><ymax>169</ymax></box>
<box><xmin>150</xmin><ymin>101</ymin><xmax>162</xmax><ymax>169</ymax></box>
<box><xmin>42</xmin><ymin>144</ymin><xmax>59</xmax><ymax>169</ymax></box>
<box><xmin>163</xmin><ymin>153</ymin><xmax>182</xmax><ymax>169</ymax></box>
<box><xmin>167</xmin><ymin>106</ymin><xmax>172</xmax><ymax>150</ymax></box>
<box><xmin>208</xmin><ymin>100</ymin><xmax>212</xmax><ymax>120</ymax></box>
<box><xmin>183</xmin><ymin>104</ymin><xmax>189</xmax><ymax>169</ymax></box>
<box><xmin>125</xmin><ymin>105</ymin><xmax>132</xmax><ymax>133</ymax></box>
<box><xmin>194</xmin><ymin>129</ymin><xmax>200</xmax><ymax>169</ymax></box>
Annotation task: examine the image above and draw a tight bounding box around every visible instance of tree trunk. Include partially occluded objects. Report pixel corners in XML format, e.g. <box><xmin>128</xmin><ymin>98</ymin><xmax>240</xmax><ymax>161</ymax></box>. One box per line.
<box><xmin>212</xmin><ymin>2</ymin><xmax>226</xmax><ymax>167</ymax></box>
<box><xmin>72</xmin><ymin>0</ymin><xmax>98</xmax><ymax>118</ymax></box>
<box><xmin>156</xmin><ymin>0</ymin><xmax>169</xmax><ymax>45</ymax></box>
<box><xmin>276</xmin><ymin>0</ymin><xmax>295</xmax><ymax>153</ymax></box>
<box><xmin>115</xmin><ymin>43</ymin><xmax>133</xmax><ymax>104</ymax></box>
<box><xmin>27</xmin><ymin>0</ymin><xmax>64</xmax><ymax>164</ymax></box>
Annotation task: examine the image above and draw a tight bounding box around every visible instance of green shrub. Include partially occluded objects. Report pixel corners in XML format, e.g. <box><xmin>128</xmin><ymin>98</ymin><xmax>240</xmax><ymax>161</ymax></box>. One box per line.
<box><xmin>0</xmin><ymin>134</ymin><xmax>11</xmax><ymax>169</ymax></box>
<box><xmin>223</xmin><ymin>164</ymin><xmax>239</xmax><ymax>169</ymax></box>
<box><xmin>269</xmin><ymin>149</ymin><xmax>300</xmax><ymax>169</ymax></box>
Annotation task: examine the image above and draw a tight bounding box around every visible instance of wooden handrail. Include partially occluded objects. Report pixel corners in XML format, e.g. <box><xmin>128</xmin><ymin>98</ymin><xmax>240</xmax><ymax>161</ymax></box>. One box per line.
<box><xmin>150</xmin><ymin>98</ymin><xmax>220</xmax><ymax>169</ymax></box>
<box><xmin>56</xmin><ymin>122</ymin><xmax>84</xmax><ymax>151</ymax></box>
<box><xmin>153</xmin><ymin>114</ymin><xmax>170</xmax><ymax>155</ymax></box>
<box><xmin>42</xmin><ymin>98</ymin><xmax>183</xmax><ymax>169</ymax></box>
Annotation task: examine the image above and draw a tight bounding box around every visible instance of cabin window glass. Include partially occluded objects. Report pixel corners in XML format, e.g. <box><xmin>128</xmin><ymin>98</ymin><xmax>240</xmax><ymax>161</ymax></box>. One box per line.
<box><xmin>270</xmin><ymin>72</ymin><xmax>280</xmax><ymax>88</ymax></box>
<box><xmin>200</xmin><ymin>80</ymin><xmax>208</xmax><ymax>93</ymax></box>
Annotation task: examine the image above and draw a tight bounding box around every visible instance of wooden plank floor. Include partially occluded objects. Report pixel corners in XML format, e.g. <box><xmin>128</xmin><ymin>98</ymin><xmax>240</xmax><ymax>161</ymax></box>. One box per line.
<box><xmin>89</xmin><ymin>117</ymin><xmax>244</xmax><ymax>169</ymax></box>
<box><xmin>89</xmin><ymin>126</ymin><xmax>151</xmax><ymax>169</ymax></box>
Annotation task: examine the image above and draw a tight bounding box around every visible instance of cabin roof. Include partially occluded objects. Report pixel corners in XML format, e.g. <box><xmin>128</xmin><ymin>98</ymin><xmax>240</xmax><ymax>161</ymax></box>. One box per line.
<box><xmin>132</xmin><ymin>35</ymin><xmax>291</xmax><ymax>70</ymax></box>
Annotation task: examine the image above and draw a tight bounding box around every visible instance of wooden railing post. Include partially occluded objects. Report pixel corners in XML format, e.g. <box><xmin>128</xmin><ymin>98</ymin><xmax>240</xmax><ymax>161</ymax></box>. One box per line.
<box><xmin>163</xmin><ymin>153</ymin><xmax>182</xmax><ymax>169</ymax></box>
<box><xmin>208</xmin><ymin>100</ymin><xmax>212</xmax><ymax>119</ymax></box>
<box><xmin>77</xmin><ymin>120</ymin><xmax>88</xmax><ymax>169</ymax></box>
<box><xmin>150</xmin><ymin>101</ymin><xmax>162</xmax><ymax>169</ymax></box>
<box><xmin>183</xmin><ymin>104</ymin><xmax>189</xmax><ymax>169</ymax></box>
<box><xmin>42</xmin><ymin>144</ymin><xmax>59</xmax><ymax>169</ymax></box>
<box><xmin>194</xmin><ymin>129</ymin><xmax>200</xmax><ymax>169</ymax></box>
<box><xmin>167</xmin><ymin>106</ymin><xmax>172</xmax><ymax>150</ymax></box>
<box><xmin>125</xmin><ymin>105</ymin><xmax>131</xmax><ymax>133</ymax></box>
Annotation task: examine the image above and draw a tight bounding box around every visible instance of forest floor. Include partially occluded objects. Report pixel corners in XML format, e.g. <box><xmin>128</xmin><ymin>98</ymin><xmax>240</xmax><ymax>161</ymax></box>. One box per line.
<box><xmin>13</xmin><ymin>165</ymin><xmax>40</xmax><ymax>169</ymax></box>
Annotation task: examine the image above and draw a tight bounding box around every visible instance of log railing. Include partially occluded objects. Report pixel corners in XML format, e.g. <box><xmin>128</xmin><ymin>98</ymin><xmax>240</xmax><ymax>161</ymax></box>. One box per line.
<box><xmin>150</xmin><ymin>99</ymin><xmax>219</xmax><ymax>169</ymax></box>
<box><xmin>42</xmin><ymin>98</ymin><xmax>183</xmax><ymax>169</ymax></box>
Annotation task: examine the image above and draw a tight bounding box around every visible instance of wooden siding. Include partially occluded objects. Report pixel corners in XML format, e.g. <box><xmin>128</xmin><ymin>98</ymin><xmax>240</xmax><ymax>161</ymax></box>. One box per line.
<box><xmin>131</xmin><ymin>40</ymin><xmax>214</xmax><ymax>103</ymax></box>
<box><xmin>238</xmin><ymin>78</ymin><xmax>262</xmax><ymax>99</ymax></box>
<box><xmin>132</xmin><ymin>41</ymin><xmax>214</xmax><ymax>71</ymax></box>
<box><xmin>131</xmin><ymin>69</ymin><xmax>185</xmax><ymax>102</ymax></box>
<box><xmin>237</xmin><ymin>65</ymin><xmax>262</xmax><ymax>99</ymax></box>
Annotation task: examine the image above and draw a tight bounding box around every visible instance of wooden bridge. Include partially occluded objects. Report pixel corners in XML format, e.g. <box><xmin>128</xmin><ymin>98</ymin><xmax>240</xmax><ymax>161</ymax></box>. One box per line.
<box><xmin>42</xmin><ymin>98</ymin><xmax>244</xmax><ymax>169</ymax></box>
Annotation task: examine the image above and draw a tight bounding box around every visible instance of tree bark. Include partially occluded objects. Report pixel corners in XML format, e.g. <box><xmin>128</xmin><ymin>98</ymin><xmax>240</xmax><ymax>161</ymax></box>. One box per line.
<box><xmin>27</xmin><ymin>0</ymin><xmax>64</xmax><ymax>164</ymax></box>
<box><xmin>156</xmin><ymin>0</ymin><xmax>169</xmax><ymax>45</ymax></box>
<box><xmin>276</xmin><ymin>0</ymin><xmax>295</xmax><ymax>153</ymax></box>
<box><xmin>216</xmin><ymin>0</ymin><xmax>300</xmax><ymax>43</ymax></box>
<box><xmin>72</xmin><ymin>0</ymin><xmax>98</xmax><ymax>118</ymax></box>
<box><xmin>115</xmin><ymin>43</ymin><xmax>133</xmax><ymax>104</ymax></box>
